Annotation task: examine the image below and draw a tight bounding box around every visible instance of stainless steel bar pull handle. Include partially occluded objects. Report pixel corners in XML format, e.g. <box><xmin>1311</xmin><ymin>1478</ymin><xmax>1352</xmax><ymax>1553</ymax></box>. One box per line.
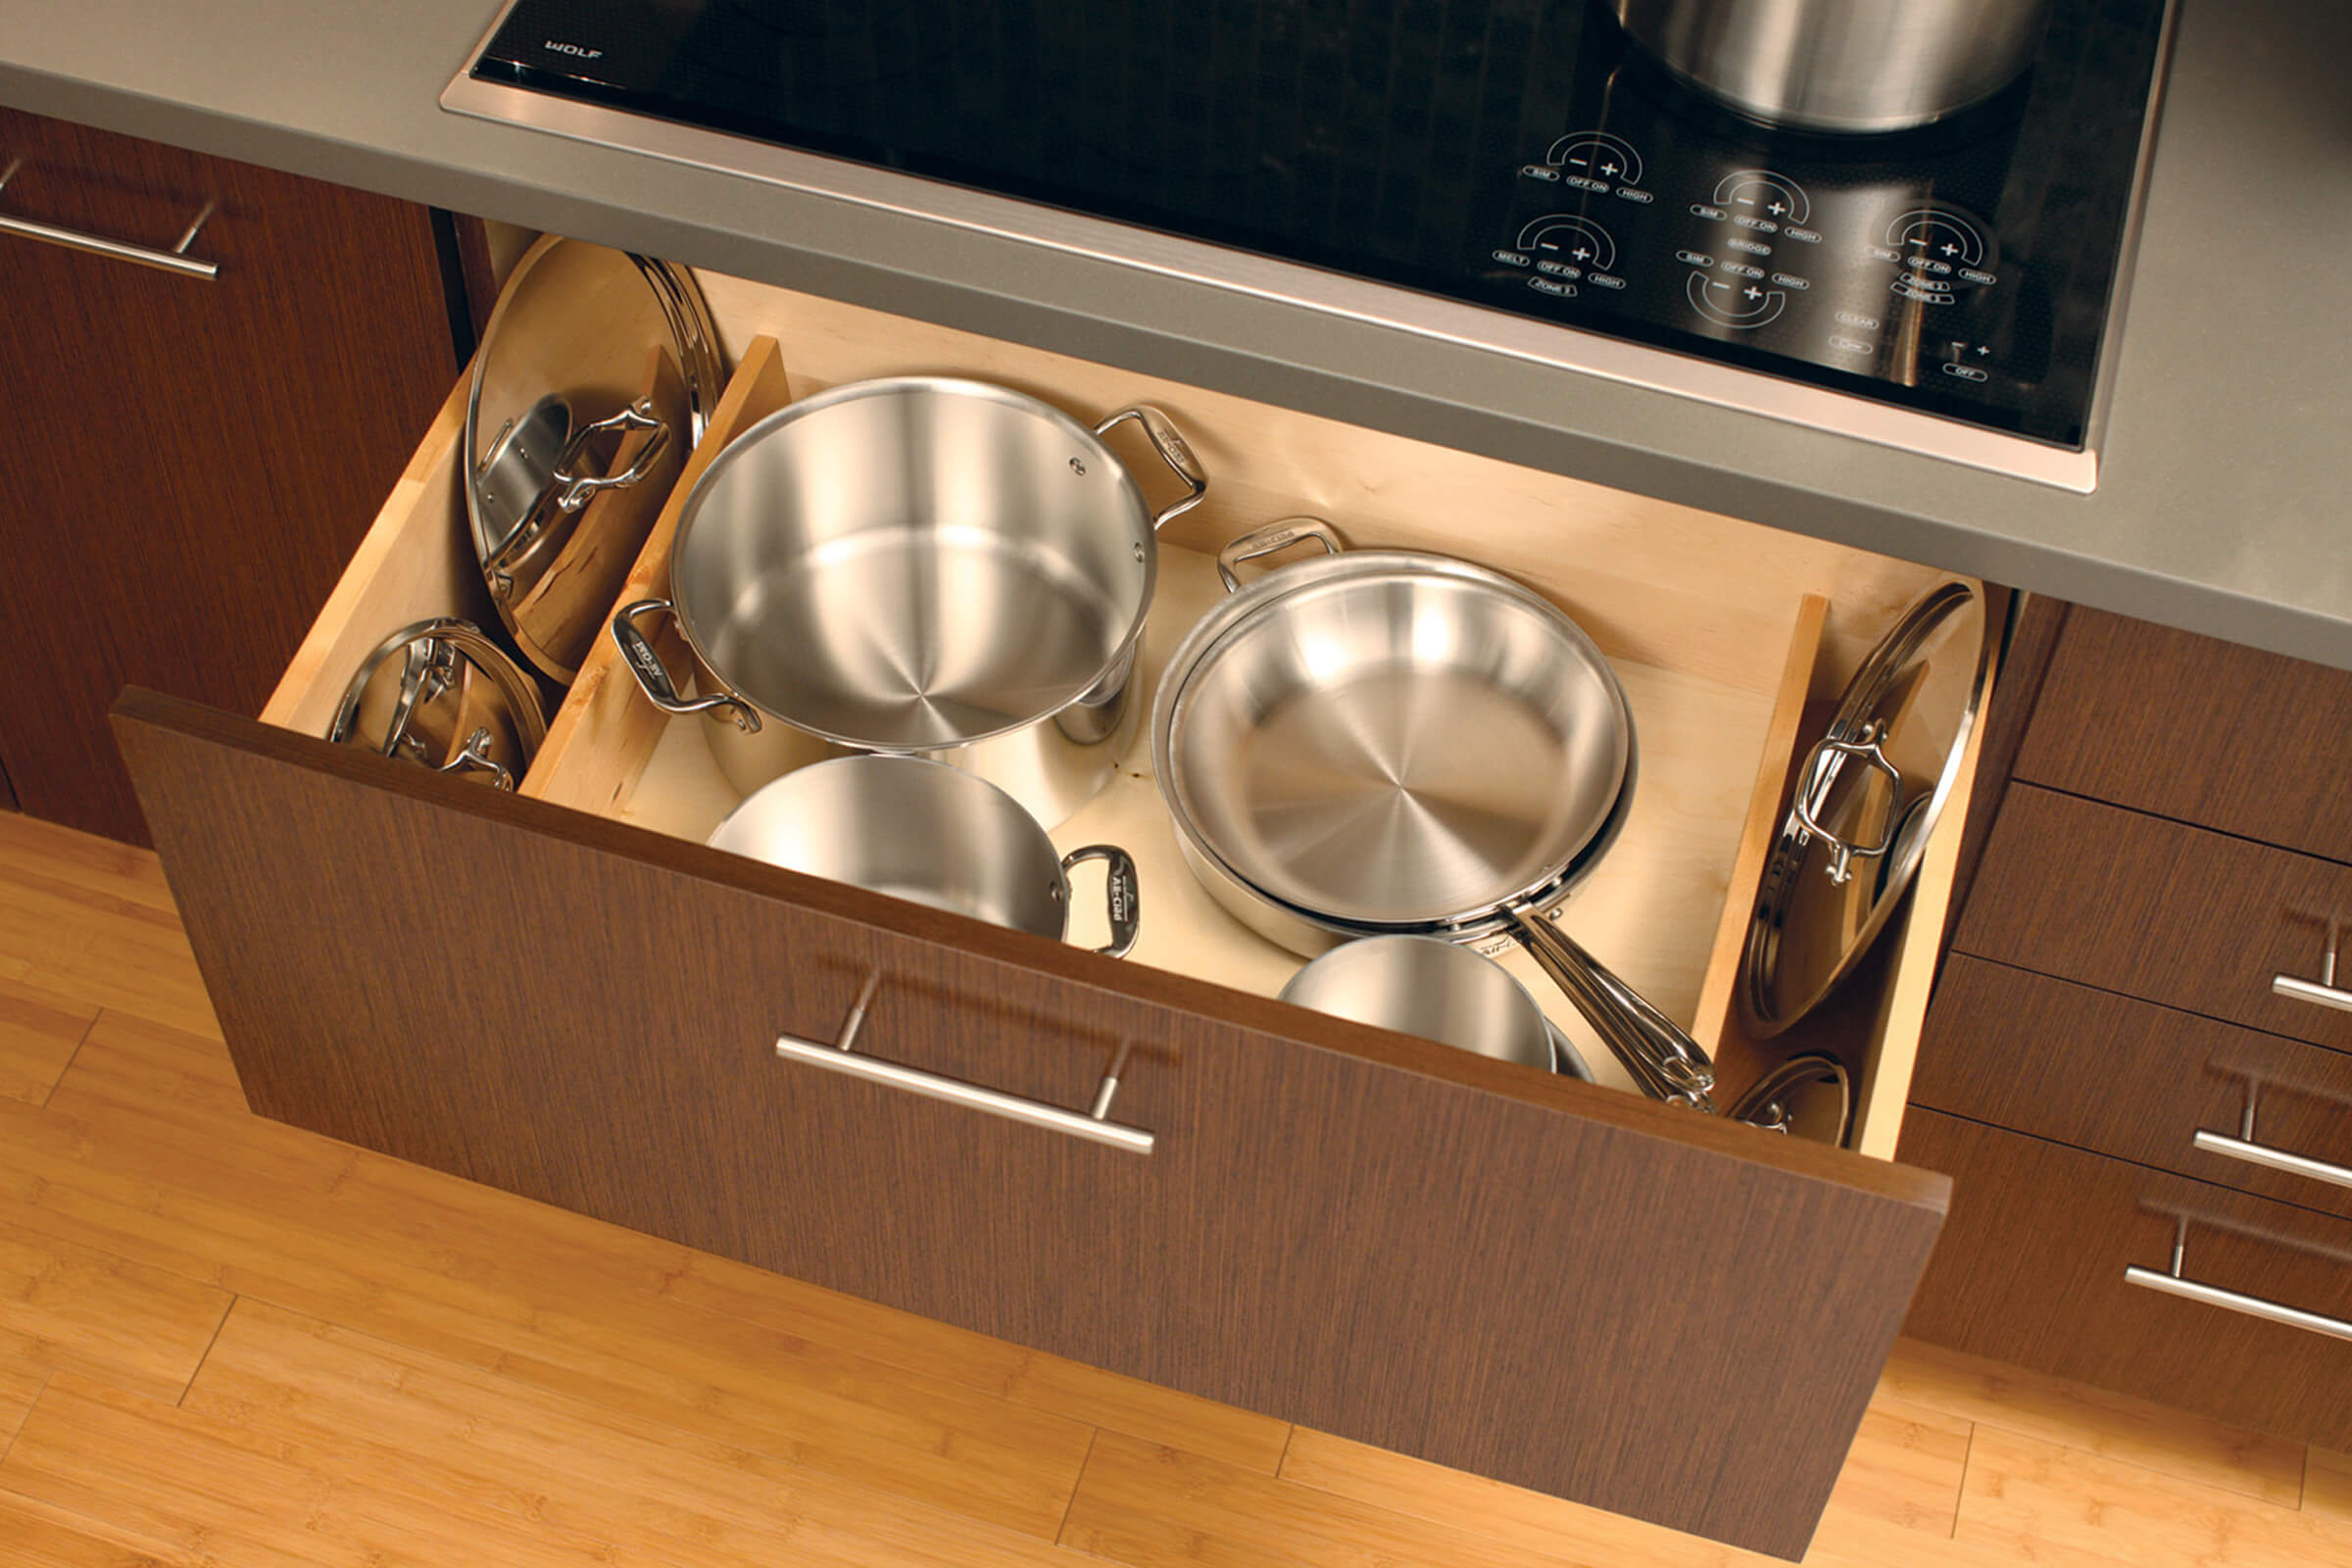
<box><xmin>772</xmin><ymin>975</ymin><xmax>1155</xmax><ymax>1154</ymax></box>
<box><xmin>2123</xmin><ymin>1216</ymin><xmax>2352</xmax><ymax>1344</ymax></box>
<box><xmin>2192</xmin><ymin>1082</ymin><xmax>2352</xmax><ymax>1191</ymax></box>
<box><xmin>2273</xmin><ymin>919</ymin><xmax>2352</xmax><ymax>1013</ymax></box>
<box><xmin>0</xmin><ymin>157</ymin><xmax>220</xmax><ymax>279</ymax></box>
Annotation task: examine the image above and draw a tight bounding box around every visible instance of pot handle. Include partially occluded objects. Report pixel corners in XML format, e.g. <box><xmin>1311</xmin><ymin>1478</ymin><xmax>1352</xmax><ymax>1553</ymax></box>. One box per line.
<box><xmin>1060</xmin><ymin>844</ymin><xmax>1141</xmax><ymax>958</ymax></box>
<box><xmin>1215</xmin><ymin>515</ymin><xmax>1344</xmax><ymax>593</ymax></box>
<box><xmin>1094</xmin><ymin>406</ymin><xmax>1207</xmax><ymax>530</ymax></box>
<box><xmin>1503</xmin><ymin>908</ymin><xmax>1718</xmax><ymax>1113</ymax></box>
<box><xmin>551</xmin><ymin>399</ymin><xmax>672</xmax><ymax>513</ymax></box>
<box><xmin>610</xmin><ymin>599</ymin><xmax>762</xmax><ymax>732</ymax></box>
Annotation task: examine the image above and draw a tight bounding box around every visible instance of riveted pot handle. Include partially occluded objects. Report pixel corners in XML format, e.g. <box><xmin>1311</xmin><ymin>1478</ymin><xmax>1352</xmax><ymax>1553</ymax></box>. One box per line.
<box><xmin>1215</xmin><ymin>516</ymin><xmax>1345</xmax><ymax>593</ymax></box>
<box><xmin>1061</xmin><ymin>844</ymin><xmax>1141</xmax><ymax>958</ymax></box>
<box><xmin>1505</xmin><ymin>908</ymin><xmax>1718</xmax><ymax>1113</ymax></box>
<box><xmin>610</xmin><ymin>599</ymin><xmax>762</xmax><ymax>731</ymax></box>
<box><xmin>1095</xmin><ymin>406</ymin><xmax>1207</xmax><ymax>531</ymax></box>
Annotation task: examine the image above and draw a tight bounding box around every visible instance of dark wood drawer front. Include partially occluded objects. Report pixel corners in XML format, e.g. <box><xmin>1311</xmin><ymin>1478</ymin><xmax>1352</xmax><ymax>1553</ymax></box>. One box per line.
<box><xmin>1955</xmin><ymin>785</ymin><xmax>2352</xmax><ymax>1053</ymax></box>
<box><xmin>116</xmin><ymin>689</ymin><xmax>1948</xmax><ymax>1561</ymax></box>
<box><xmin>1914</xmin><ymin>958</ymin><xmax>2352</xmax><ymax>1219</ymax></box>
<box><xmin>1899</xmin><ymin>1110</ymin><xmax>2352</xmax><ymax>1448</ymax></box>
<box><xmin>2016</xmin><ymin>606</ymin><xmax>2352</xmax><ymax>861</ymax></box>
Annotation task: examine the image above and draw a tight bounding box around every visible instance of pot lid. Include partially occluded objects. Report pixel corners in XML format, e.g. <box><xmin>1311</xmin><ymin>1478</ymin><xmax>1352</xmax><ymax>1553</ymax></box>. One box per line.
<box><xmin>327</xmin><ymin>618</ymin><xmax>549</xmax><ymax>791</ymax></box>
<box><xmin>1729</xmin><ymin>1054</ymin><xmax>1853</xmax><ymax>1146</ymax></box>
<box><xmin>1740</xmin><ymin>581</ymin><xmax>1989</xmax><ymax>1036</ymax></box>
<box><xmin>463</xmin><ymin>237</ymin><xmax>722</xmax><ymax>673</ymax></box>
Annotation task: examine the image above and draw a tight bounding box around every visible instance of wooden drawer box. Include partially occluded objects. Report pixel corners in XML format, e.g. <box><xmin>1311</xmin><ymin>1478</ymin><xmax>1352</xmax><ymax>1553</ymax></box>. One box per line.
<box><xmin>1899</xmin><ymin>1109</ymin><xmax>2352</xmax><ymax>1447</ymax></box>
<box><xmin>1914</xmin><ymin>957</ymin><xmax>2352</xmax><ymax>1221</ymax></box>
<box><xmin>113</xmin><ymin>260</ymin><xmax>1996</xmax><ymax>1559</ymax></box>
<box><xmin>1956</xmin><ymin>784</ymin><xmax>2352</xmax><ymax>1054</ymax></box>
<box><xmin>2016</xmin><ymin>605</ymin><xmax>2352</xmax><ymax>861</ymax></box>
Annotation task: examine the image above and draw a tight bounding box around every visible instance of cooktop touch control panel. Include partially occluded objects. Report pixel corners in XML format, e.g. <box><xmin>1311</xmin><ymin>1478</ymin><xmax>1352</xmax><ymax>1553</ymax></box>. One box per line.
<box><xmin>467</xmin><ymin>0</ymin><xmax>2169</xmax><ymax>451</ymax></box>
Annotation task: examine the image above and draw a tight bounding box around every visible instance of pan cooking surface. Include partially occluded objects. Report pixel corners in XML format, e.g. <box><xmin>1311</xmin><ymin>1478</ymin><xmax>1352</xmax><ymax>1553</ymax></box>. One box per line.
<box><xmin>1168</xmin><ymin>569</ymin><xmax>1628</xmax><ymax>925</ymax></box>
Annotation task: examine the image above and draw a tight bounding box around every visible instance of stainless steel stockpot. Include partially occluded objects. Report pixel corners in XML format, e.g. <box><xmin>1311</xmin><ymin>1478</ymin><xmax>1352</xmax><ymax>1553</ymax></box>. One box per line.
<box><xmin>1613</xmin><ymin>0</ymin><xmax>2054</xmax><ymax>132</ymax></box>
<box><xmin>615</xmin><ymin>376</ymin><xmax>1205</xmax><ymax>828</ymax></box>
<box><xmin>1152</xmin><ymin>518</ymin><xmax>1717</xmax><ymax>1107</ymax></box>
<box><xmin>707</xmin><ymin>755</ymin><xmax>1139</xmax><ymax>956</ymax></box>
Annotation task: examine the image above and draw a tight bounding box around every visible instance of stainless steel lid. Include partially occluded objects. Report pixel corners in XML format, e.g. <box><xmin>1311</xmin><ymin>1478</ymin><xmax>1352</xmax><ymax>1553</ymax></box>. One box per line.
<box><xmin>326</xmin><ymin>618</ymin><xmax>549</xmax><ymax>790</ymax></box>
<box><xmin>1729</xmin><ymin>1054</ymin><xmax>1853</xmax><ymax>1145</ymax></box>
<box><xmin>463</xmin><ymin>237</ymin><xmax>720</xmax><ymax>677</ymax></box>
<box><xmin>1740</xmin><ymin>580</ymin><xmax>1989</xmax><ymax>1035</ymax></box>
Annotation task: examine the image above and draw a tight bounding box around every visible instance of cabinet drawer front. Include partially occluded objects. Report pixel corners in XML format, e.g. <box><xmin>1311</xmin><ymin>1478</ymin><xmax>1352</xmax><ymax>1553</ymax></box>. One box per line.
<box><xmin>2016</xmin><ymin>606</ymin><xmax>2352</xmax><ymax>862</ymax></box>
<box><xmin>1915</xmin><ymin>958</ymin><xmax>2352</xmax><ymax>1219</ymax></box>
<box><xmin>1955</xmin><ymin>785</ymin><xmax>2352</xmax><ymax>1052</ymax></box>
<box><xmin>1899</xmin><ymin>1110</ymin><xmax>2352</xmax><ymax>1448</ymax></box>
<box><xmin>117</xmin><ymin>691</ymin><xmax>1945</xmax><ymax>1560</ymax></box>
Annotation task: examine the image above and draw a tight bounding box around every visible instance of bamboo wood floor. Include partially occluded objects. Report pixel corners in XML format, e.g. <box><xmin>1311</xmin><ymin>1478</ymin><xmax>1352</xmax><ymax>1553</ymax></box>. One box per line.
<box><xmin>1</xmin><ymin>806</ymin><xmax>2347</xmax><ymax>1567</ymax></box>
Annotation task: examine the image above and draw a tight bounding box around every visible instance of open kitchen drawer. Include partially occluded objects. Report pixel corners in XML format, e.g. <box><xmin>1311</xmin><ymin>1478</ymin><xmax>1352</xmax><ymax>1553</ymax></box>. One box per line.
<box><xmin>113</xmin><ymin>259</ymin><xmax>1993</xmax><ymax>1560</ymax></box>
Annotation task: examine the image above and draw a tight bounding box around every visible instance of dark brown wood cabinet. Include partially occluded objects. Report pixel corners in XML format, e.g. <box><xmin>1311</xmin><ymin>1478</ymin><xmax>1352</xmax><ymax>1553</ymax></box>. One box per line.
<box><xmin>1903</xmin><ymin>600</ymin><xmax>2352</xmax><ymax>1445</ymax></box>
<box><xmin>0</xmin><ymin>104</ymin><xmax>457</xmax><ymax>845</ymax></box>
<box><xmin>1900</xmin><ymin>1110</ymin><xmax>2352</xmax><ymax>1447</ymax></box>
<box><xmin>106</xmin><ymin>267</ymin><xmax>1990</xmax><ymax>1560</ymax></box>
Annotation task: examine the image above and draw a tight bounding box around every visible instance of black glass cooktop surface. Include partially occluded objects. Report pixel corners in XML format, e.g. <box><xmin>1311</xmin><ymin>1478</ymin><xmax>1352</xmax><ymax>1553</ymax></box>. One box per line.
<box><xmin>469</xmin><ymin>0</ymin><xmax>2170</xmax><ymax>452</ymax></box>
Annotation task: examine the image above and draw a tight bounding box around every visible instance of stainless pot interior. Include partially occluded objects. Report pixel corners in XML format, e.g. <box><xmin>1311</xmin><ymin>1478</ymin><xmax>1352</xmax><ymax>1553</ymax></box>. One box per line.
<box><xmin>1159</xmin><ymin>557</ymin><xmax>1631</xmax><ymax>926</ymax></box>
<box><xmin>708</xmin><ymin>755</ymin><xmax>1068</xmax><ymax>939</ymax></box>
<box><xmin>1281</xmin><ymin>935</ymin><xmax>1556</xmax><ymax>1071</ymax></box>
<box><xmin>673</xmin><ymin>377</ymin><xmax>1154</xmax><ymax>750</ymax></box>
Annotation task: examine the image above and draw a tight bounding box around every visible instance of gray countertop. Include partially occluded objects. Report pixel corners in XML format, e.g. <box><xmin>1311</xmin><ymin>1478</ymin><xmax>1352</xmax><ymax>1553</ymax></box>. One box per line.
<box><xmin>5</xmin><ymin>0</ymin><xmax>2347</xmax><ymax>664</ymax></box>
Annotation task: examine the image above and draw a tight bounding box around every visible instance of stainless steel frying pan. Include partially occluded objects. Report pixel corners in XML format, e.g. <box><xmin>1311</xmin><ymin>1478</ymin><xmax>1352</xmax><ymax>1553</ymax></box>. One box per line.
<box><xmin>1152</xmin><ymin>518</ymin><xmax>1719</xmax><ymax>1107</ymax></box>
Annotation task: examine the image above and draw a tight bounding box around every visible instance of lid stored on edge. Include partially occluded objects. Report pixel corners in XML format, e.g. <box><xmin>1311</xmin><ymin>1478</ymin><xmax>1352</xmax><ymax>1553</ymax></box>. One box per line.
<box><xmin>327</xmin><ymin>618</ymin><xmax>550</xmax><ymax>791</ymax></box>
<box><xmin>1730</xmin><ymin>1054</ymin><xmax>1853</xmax><ymax>1146</ymax></box>
<box><xmin>1740</xmin><ymin>581</ymin><xmax>1989</xmax><ymax>1036</ymax></box>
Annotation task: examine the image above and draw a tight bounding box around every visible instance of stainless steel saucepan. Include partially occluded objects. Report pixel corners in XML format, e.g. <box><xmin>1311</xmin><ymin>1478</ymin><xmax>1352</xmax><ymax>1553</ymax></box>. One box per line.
<box><xmin>614</xmin><ymin>376</ymin><xmax>1205</xmax><ymax>829</ymax></box>
<box><xmin>708</xmin><ymin>755</ymin><xmax>1140</xmax><ymax>956</ymax></box>
<box><xmin>1152</xmin><ymin>519</ymin><xmax>1718</xmax><ymax>1108</ymax></box>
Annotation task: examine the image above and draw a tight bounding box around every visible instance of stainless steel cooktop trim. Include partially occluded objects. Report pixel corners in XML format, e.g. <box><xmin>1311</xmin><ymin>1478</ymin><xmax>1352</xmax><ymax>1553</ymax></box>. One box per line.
<box><xmin>441</xmin><ymin>5</ymin><xmax>2105</xmax><ymax>493</ymax></box>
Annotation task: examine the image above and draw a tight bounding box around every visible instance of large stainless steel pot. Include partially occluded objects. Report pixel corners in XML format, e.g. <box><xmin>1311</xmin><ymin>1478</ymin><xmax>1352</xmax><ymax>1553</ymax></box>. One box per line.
<box><xmin>1152</xmin><ymin>519</ymin><xmax>1717</xmax><ymax>1108</ymax></box>
<box><xmin>1613</xmin><ymin>0</ymin><xmax>2054</xmax><ymax>132</ymax></box>
<box><xmin>708</xmin><ymin>755</ymin><xmax>1139</xmax><ymax>956</ymax></box>
<box><xmin>614</xmin><ymin>376</ymin><xmax>1205</xmax><ymax>828</ymax></box>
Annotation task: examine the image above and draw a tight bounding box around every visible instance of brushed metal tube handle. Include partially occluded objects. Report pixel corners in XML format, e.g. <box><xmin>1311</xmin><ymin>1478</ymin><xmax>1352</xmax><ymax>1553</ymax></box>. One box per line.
<box><xmin>773</xmin><ymin>976</ymin><xmax>1153</xmax><ymax>1154</ymax></box>
<box><xmin>2123</xmin><ymin>1265</ymin><xmax>2352</xmax><ymax>1342</ymax></box>
<box><xmin>1059</xmin><ymin>844</ymin><xmax>1141</xmax><ymax>958</ymax></box>
<box><xmin>0</xmin><ymin>158</ymin><xmax>220</xmax><ymax>278</ymax></box>
<box><xmin>1095</xmin><ymin>405</ymin><xmax>1207</xmax><ymax>531</ymax></box>
<box><xmin>2192</xmin><ymin>1129</ymin><xmax>2352</xmax><ymax>1191</ymax></box>
<box><xmin>1215</xmin><ymin>516</ymin><xmax>1344</xmax><ymax>593</ymax></box>
<box><xmin>610</xmin><ymin>600</ymin><xmax>761</xmax><ymax>731</ymax></box>
<box><xmin>2272</xmin><ymin>919</ymin><xmax>2351</xmax><ymax>1011</ymax></box>
<box><xmin>2273</xmin><ymin>975</ymin><xmax>2352</xmax><ymax>1014</ymax></box>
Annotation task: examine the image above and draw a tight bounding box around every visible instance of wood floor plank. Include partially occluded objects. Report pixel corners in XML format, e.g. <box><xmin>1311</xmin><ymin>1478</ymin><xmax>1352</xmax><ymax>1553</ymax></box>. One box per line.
<box><xmin>0</xmin><ymin>1489</ymin><xmax>197</xmax><ymax>1568</ymax></box>
<box><xmin>2308</xmin><ymin>1446</ymin><xmax>2352</xmax><ymax>1522</ymax></box>
<box><xmin>0</xmin><ymin>1217</ymin><xmax>230</xmax><ymax>1404</ymax></box>
<box><xmin>180</xmin><ymin>1298</ymin><xmax>1088</xmax><ymax>1567</ymax></box>
<box><xmin>1</xmin><ymin>1373</ymin><xmax>629</xmax><ymax>1568</ymax></box>
<box><xmin>1880</xmin><ymin>1337</ymin><xmax>2307</xmax><ymax>1507</ymax></box>
<box><xmin>0</xmin><ymin>1364</ymin><xmax>49</xmax><ymax>1454</ymax></box>
<box><xmin>0</xmin><ymin>815</ymin><xmax>178</xmax><ymax>917</ymax></box>
<box><xmin>1063</xmin><ymin>1430</ymin><xmax>1571</xmax><ymax>1567</ymax></box>
<box><xmin>1955</xmin><ymin>1426</ymin><xmax>2352</xmax><ymax>1568</ymax></box>
<box><xmin>1273</xmin><ymin>1389</ymin><xmax>1979</xmax><ymax>1568</ymax></box>
<box><xmin>0</xmin><ymin>981</ymin><xmax>94</xmax><ymax>1108</ymax></box>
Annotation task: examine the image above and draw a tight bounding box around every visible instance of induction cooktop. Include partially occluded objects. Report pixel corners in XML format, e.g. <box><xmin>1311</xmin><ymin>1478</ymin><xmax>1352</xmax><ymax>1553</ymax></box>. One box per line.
<box><xmin>444</xmin><ymin>0</ymin><xmax>2177</xmax><ymax>489</ymax></box>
